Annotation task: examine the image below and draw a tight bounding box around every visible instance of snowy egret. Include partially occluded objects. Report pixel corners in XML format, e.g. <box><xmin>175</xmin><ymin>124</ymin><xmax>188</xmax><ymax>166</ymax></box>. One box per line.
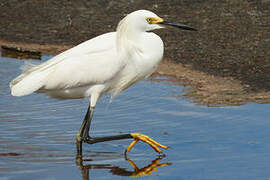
<box><xmin>10</xmin><ymin>10</ymin><xmax>197</xmax><ymax>156</ymax></box>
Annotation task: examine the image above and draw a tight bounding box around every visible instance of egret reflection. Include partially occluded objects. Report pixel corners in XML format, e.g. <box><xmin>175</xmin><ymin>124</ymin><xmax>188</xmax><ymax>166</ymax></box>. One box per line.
<box><xmin>76</xmin><ymin>156</ymin><xmax>171</xmax><ymax>179</ymax></box>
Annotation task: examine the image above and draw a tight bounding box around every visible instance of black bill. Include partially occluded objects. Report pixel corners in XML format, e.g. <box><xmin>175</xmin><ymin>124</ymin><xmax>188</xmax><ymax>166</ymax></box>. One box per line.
<box><xmin>158</xmin><ymin>21</ymin><xmax>198</xmax><ymax>31</ymax></box>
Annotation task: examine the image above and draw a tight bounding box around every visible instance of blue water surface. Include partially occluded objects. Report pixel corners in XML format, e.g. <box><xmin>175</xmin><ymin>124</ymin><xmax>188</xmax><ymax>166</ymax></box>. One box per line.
<box><xmin>1</xmin><ymin>54</ymin><xmax>270</xmax><ymax>180</ymax></box>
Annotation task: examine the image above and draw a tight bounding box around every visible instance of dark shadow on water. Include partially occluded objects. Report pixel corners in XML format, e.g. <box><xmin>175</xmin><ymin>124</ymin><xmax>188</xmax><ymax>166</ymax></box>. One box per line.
<box><xmin>0</xmin><ymin>152</ymin><xmax>22</xmax><ymax>157</ymax></box>
<box><xmin>1</xmin><ymin>46</ymin><xmax>41</xmax><ymax>60</ymax></box>
<box><xmin>76</xmin><ymin>154</ymin><xmax>171</xmax><ymax>179</ymax></box>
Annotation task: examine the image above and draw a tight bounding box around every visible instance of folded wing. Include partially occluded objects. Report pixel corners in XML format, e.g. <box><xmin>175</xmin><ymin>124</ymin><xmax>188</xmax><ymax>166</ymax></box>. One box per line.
<box><xmin>10</xmin><ymin>32</ymin><xmax>122</xmax><ymax>96</ymax></box>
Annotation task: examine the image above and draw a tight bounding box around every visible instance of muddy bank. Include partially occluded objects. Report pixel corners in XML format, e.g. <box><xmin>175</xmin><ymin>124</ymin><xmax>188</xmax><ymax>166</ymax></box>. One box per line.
<box><xmin>154</xmin><ymin>62</ymin><xmax>270</xmax><ymax>106</ymax></box>
<box><xmin>0</xmin><ymin>0</ymin><xmax>269</xmax><ymax>106</ymax></box>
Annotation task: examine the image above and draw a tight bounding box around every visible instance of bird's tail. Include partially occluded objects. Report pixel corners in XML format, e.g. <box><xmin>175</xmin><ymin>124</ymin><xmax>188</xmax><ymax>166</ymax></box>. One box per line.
<box><xmin>10</xmin><ymin>62</ymin><xmax>49</xmax><ymax>97</ymax></box>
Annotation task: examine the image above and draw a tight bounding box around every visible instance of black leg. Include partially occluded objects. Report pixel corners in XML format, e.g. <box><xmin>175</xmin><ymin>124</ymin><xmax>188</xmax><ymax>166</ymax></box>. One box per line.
<box><xmin>76</xmin><ymin>104</ymin><xmax>133</xmax><ymax>157</ymax></box>
<box><xmin>84</xmin><ymin>134</ymin><xmax>133</xmax><ymax>144</ymax></box>
<box><xmin>82</xmin><ymin>106</ymin><xmax>93</xmax><ymax>139</ymax></box>
<box><xmin>76</xmin><ymin>104</ymin><xmax>92</xmax><ymax>157</ymax></box>
<box><xmin>76</xmin><ymin>104</ymin><xmax>167</xmax><ymax>157</ymax></box>
<box><xmin>77</xmin><ymin>104</ymin><xmax>91</xmax><ymax>138</ymax></box>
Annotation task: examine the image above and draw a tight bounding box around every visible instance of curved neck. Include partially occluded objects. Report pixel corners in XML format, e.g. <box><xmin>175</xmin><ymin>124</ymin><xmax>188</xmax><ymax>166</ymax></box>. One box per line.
<box><xmin>116</xmin><ymin>17</ymin><xmax>143</xmax><ymax>53</ymax></box>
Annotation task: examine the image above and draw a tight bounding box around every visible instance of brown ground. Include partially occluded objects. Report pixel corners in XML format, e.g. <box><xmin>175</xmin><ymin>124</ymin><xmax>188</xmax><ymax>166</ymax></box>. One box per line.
<box><xmin>154</xmin><ymin>63</ymin><xmax>270</xmax><ymax>106</ymax></box>
<box><xmin>0</xmin><ymin>0</ymin><xmax>269</xmax><ymax>106</ymax></box>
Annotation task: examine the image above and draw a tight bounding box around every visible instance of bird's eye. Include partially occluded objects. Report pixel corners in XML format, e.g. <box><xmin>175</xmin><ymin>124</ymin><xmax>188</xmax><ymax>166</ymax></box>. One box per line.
<box><xmin>146</xmin><ymin>18</ymin><xmax>152</xmax><ymax>24</ymax></box>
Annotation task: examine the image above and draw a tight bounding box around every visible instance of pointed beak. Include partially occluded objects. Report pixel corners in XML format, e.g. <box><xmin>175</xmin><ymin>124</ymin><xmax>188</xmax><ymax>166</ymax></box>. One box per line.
<box><xmin>157</xmin><ymin>19</ymin><xmax>198</xmax><ymax>31</ymax></box>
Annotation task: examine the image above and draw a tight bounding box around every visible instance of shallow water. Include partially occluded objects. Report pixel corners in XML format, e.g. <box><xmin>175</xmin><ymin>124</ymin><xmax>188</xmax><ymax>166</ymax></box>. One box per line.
<box><xmin>1</xmin><ymin>54</ymin><xmax>270</xmax><ymax>180</ymax></box>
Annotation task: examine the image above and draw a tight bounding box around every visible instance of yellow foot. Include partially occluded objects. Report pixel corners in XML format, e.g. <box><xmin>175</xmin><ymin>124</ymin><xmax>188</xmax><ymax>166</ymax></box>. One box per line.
<box><xmin>126</xmin><ymin>133</ymin><xmax>168</xmax><ymax>153</ymax></box>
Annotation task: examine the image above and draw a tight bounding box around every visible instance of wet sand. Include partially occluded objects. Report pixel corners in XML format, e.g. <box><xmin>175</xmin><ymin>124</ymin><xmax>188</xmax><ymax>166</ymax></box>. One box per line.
<box><xmin>0</xmin><ymin>0</ymin><xmax>269</xmax><ymax>106</ymax></box>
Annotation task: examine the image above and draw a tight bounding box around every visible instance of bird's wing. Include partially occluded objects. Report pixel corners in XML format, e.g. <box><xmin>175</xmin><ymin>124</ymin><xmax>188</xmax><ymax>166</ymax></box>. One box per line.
<box><xmin>10</xmin><ymin>32</ymin><xmax>122</xmax><ymax>96</ymax></box>
<box><xmin>43</xmin><ymin>47</ymin><xmax>124</xmax><ymax>90</ymax></box>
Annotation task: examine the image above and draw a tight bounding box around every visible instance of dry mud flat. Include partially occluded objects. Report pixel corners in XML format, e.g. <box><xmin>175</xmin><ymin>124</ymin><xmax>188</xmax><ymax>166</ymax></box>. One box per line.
<box><xmin>0</xmin><ymin>0</ymin><xmax>269</xmax><ymax>106</ymax></box>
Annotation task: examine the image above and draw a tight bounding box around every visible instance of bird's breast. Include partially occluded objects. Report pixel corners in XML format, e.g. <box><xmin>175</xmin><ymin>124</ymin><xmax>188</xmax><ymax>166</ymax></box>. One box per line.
<box><xmin>133</xmin><ymin>32</ymin><xmax>164</xmax><ymax>76</ymax></box>
<box><xmin>109</xmin><ymin>33</ymin><xmax>164</xmax><ymax>98</ymax></box>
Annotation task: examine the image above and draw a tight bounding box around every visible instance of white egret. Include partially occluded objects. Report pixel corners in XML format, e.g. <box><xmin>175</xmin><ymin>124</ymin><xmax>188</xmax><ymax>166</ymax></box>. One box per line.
<box><xmin>10</xmin><ymin>10</ymin><xmax>197</xmax><ymax>156</ymax></box>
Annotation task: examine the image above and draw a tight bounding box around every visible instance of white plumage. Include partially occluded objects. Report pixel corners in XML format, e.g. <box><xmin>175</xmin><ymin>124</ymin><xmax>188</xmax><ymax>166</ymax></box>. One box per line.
<box><xmin>10</xmin><ymin>10</ymin><xmax>164</xmax><ymax>107</ymax></box>
<box><xmin>10</xmin><ymin>10</ymin><xmax>196</xmax><ymax>155</ymax></box>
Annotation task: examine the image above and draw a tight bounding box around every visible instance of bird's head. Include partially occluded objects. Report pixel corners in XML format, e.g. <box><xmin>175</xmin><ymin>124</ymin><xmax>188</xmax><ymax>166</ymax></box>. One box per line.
<box><xmin>118</xmin><ymin>10</ymin><xmax>197</xmax><ymax>32</ymax></box>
